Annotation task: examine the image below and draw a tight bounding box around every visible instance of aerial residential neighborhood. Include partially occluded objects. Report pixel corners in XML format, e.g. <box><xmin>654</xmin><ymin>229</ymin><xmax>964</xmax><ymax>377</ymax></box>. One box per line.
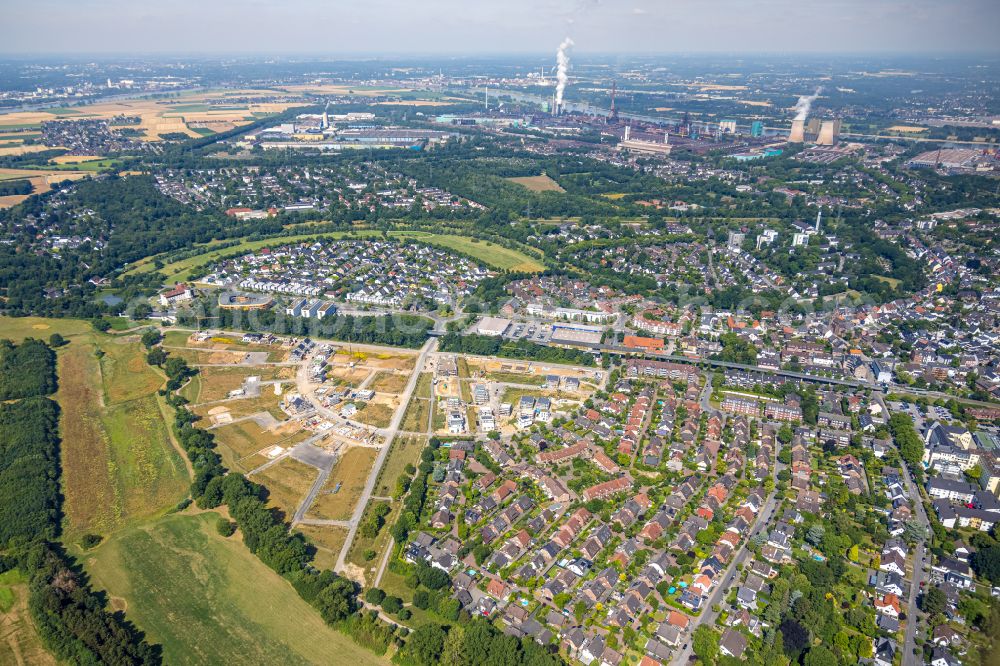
<box><xmin>1</xmin><ymin>4</ymin><xmax>999</xmax><ymax>665</ymax></box>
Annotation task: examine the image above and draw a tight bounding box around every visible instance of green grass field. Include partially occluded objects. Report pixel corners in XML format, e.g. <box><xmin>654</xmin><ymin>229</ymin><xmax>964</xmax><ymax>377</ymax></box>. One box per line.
<box><xmin>81</xmin><ymin>512</ymin><xmax>388</xmax><ymax>666</ymax></box>
<box><xmin>41</xmin><ymin>107</ymin><xmax>86</xmax><ymax>116</ymax></box>
<box><xmin>47</xmin><ymin>158</ymin><xmax>118</xmax><ymax>172</ymax></box>
<box><xmin>124</xmin><ymin>230</ymin><xmax>543</xmax><ymax>282</ymax></box>
<box><xmin>0</xmin><ymin>315</ymin><xmax>92</xmax><ymax>341</ymax></box>
<box><xmin>58</xmin><ymin>336</ymin><xmax>188</xmax><ymax>539</ymax></box>
<box><xmin>0</xmin><ymin>122</ymin><xmax>42</xmax><ymax>131</ymax></box>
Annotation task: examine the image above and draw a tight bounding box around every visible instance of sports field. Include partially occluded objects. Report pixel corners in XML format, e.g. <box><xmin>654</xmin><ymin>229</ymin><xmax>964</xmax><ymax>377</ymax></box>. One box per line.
<box><xmin>81</xmin><ymin>513</ymin><xmax>387</xmax><ymax>666</ymax></box>
<box><xmin>124</xmin><ymin>230</ymin><xmax>543</xmax><ymax>281</ymax></box>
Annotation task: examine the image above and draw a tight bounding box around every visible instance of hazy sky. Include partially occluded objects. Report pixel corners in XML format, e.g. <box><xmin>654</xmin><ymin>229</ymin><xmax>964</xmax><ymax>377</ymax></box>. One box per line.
<box><xmin>5</xmin><ymin>0</ymin><xmax>999</xmax><ymax>55</ymax></box>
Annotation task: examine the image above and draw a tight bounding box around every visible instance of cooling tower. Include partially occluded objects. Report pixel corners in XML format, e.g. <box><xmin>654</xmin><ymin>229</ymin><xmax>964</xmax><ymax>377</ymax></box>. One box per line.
<box><xmin>788</xmin><ymin>119</ymin><xmax>806</xmax><ymax>143</ymax></box>
<box><xmin>816</xmin><ymin>119</ymin><xmax>842</xmax><ymax>146</ymax></box>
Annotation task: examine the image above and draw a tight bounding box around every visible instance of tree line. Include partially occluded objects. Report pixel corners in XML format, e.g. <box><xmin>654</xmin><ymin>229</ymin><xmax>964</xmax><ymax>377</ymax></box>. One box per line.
<box><xmin>438</xmin><ymin>332</ymin><xmax>597</xmax><ymax>366</ymax></box>
<box><xmin>0</xmin><ymin>337</ymin><xmax>160</xmax><ymax>664</ymax></box>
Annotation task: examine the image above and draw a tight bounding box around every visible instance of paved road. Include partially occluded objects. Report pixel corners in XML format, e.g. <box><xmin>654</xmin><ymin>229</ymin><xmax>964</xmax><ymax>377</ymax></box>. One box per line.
<box><xmin>900</xmin><ymin>464</ymin><xmax>932</xmax><ymax>666</ymax></box>
<box><xmin>374</xmin><ymin>347</ymin><xmax>441</xmax><ymax>587</ymax></box>
<box><xmin>671</xmin><ymin>441</ymin><xmax>783</xmax><ymax>666</ymax></box>
<box><xmin>698</xmin><ymin>372</ymin><xmax>719</xmax><ymax>416</ymax></box>
<box><xmin>334</xmin><ymin>337</ymin><xmax>437</xmax><ymax>573</ymax></box>
<box><xmin>293</xmin><ymin>464</ymin><xmax>333</xmax><ymax>524</ymax></box>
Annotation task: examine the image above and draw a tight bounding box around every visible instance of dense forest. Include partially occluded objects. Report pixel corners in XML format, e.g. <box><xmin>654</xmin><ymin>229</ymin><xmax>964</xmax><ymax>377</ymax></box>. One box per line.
<box><xmin>0</xmin><ymin>338</ymin><xmax>56</xmax><ymax>399</ymax></box>
<box><xmin>0</xmin><ymin>396</ymin><xmax>61</xmax><ymax>544</ymax></box>
<box><xmin>0</xmin><ymin>178</ymin><xmax>32</xmax><ymax>196</ymax></box>
<box><xmin>0</xmin><ymin>175</ymin><xmax>283</xmax><ymax>316</ymax></box>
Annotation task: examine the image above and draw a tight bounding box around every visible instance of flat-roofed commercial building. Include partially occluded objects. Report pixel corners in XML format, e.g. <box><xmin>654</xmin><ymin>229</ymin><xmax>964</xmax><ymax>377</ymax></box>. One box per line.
<box><xmin>476</xmin><ymin>317</ymin><xmax>512</xmax><ymax>336</ymax></box>
<box><xmin>550</xmin><ymin>323</ymin><xmax>604</xmax><ymax>347</ymax></box>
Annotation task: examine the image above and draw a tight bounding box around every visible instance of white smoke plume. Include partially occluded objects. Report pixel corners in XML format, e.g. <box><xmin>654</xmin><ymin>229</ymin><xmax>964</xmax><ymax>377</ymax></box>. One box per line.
<box><xmin>555</xmin><ymin>37</ymin><xmax>574</xmax><ymax>113</ymax></box>
<box><xmin>794</xmin><ymin>87</ymin><xmax>823</xmax><ymax>121</ymax></box>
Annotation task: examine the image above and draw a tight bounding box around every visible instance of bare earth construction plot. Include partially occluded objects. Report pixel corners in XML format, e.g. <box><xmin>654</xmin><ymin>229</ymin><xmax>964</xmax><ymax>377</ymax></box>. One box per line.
<box><xmin>305</xmin><ymin>447</ymin><xmax>378</xmax><ymax>522</ymax></box>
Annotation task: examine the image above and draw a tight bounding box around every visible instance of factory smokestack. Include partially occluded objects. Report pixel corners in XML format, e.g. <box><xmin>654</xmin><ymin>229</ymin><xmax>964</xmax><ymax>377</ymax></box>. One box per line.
<box><xmin>555</xmin><ymin>37</ymin><xmax>574</xmax><ymax>114</ymax></box>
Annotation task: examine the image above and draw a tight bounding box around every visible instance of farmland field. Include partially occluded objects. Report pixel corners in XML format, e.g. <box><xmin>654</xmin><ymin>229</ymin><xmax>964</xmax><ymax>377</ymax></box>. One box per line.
<box><xmin>57</xmin><ymin>336</ymin><xmax>188</xmax><ymax>539</ymax></box>
<box><xmin>81</xmin><ymin>512</ymin><xmax>387</xmax><ymax>666</ymax></box>
<box><xmin>0</xmin><ymin>91</ymin><xmax>307</xmax><ymax>142</ymax></box>
<box><xmin>306</xmin><ymin>447</ymin><xmax>377</xmax><ymax>521</ymax></box>
<box><xmin>506</xmin><ymin>173</ymin><xmax>565</xmax><ymax>193</ymax></box>
<box><xmin>0</xmin><ymin>167</ymin><xmax>89</xmax><ymax>208</ymax></box>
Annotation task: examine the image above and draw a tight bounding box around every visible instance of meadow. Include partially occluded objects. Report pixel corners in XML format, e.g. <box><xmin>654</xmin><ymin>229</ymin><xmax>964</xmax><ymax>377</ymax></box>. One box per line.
<box><xmin>374</xmin><ymin>435</ymin><xmax>425</xmax><ymax>497</ymax></box>
<box><xmin>81</xmin><ymin>513</ymin><xmax>387</xmax><ymax>666</ymax></box>
<box><xmin>506</xmin><ymin>173</ymin><xmax>566</xmax><ymax>193</ymax></box>
<box><xmin>56</xmin><ymin>334</ymin><xmax>188</xmax><ymax>540</ymax></box>
<box><xmin>0</xmin><ymin>316</ymin><xmax>92</xmax><ymax>341</ymax></box>
<box><xmin>293</xmin><ymin>524</ymin><xmax>348</xmax><ymax>571</ymax></box>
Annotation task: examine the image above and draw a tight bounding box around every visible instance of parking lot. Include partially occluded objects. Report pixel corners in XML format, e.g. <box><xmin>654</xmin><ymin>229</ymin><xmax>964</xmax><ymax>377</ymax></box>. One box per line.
<box><xmin>504</xmin><ymin>321</ymin><xmax>553</xmax><ymax>344</ymax></box>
